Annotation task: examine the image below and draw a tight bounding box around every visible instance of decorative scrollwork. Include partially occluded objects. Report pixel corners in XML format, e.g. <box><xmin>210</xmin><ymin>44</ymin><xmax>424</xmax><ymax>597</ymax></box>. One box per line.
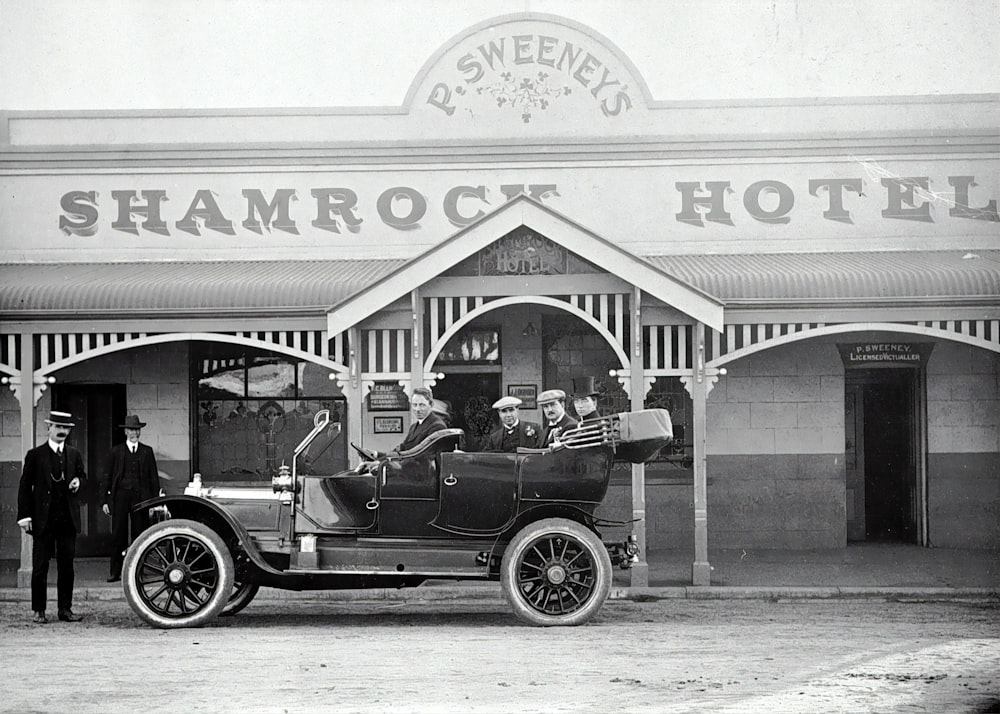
<box><xmin>477</xmin><ymin>71</ymin><xmax>572</xmax><ymax>123</ymax></box>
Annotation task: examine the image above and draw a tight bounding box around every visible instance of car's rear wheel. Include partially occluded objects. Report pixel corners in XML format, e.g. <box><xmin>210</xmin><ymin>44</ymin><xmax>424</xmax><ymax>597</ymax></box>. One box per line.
<box><xmin>123</xmin><ymin>519</ymin><xmax>235</xmax><ymax>629</ymax></box>
<box><xmin>500</xmin><ymin>517</ymin><xmax>612</xmax><ymax>626</ymax></box>
<box><xmin>221</xmin><ymin>579</ymin><xmax>260</xmax><ymax>617</ymax></box>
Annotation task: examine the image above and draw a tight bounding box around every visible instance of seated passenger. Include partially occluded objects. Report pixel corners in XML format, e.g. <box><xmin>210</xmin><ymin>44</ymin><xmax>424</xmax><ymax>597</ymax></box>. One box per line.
<box><xmin>356</xmin><ymin>386</ymin><xmax>448</xmax><ymax>472</ymax></box>
<box><xmin>571</xmin><ymin>376</ymin><xmax>603</xmax><ymax>423</ymax></box>
<box><xmin>482</xmin><ymin>396</ymin><xmax>539</xmax><ymax>452</ymax></box>
<box><xmin>538</xmin><ymin>389</ymin><xmax>579</xmax><ymax>447</ymax></box>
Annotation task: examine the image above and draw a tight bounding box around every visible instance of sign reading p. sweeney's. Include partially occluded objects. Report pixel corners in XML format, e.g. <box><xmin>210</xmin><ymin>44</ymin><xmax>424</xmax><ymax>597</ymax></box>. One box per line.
<box><xmin>838</xmin><ymin>343</ymin><xmax>935</xmax><ymax>368</ymax></box>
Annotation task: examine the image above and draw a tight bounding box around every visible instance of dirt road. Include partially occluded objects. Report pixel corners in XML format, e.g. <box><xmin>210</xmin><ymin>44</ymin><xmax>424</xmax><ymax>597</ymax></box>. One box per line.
<box><xmin>1</xmin><ymin>597</ymin><xmax>997</xmax><ymax>713</ymax></box>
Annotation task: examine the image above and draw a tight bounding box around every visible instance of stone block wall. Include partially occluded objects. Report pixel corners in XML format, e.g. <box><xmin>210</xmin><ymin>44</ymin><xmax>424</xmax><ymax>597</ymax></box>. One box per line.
<box><xmin>926</xmin><ymin>342</ymin><xmax>1000</xmax><ymax>548</ymax></box>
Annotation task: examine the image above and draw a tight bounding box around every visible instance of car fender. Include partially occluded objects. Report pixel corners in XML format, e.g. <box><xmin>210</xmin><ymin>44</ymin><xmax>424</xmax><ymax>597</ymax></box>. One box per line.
<box><xmin>487</xmin><ymin>502</ymin><xmax>600</xmax><ymax>568</ymax></box>
<box><xmin>133</xmin><ymin>495</ymin><xmax>285</xmax><ymax>577</ymax></box>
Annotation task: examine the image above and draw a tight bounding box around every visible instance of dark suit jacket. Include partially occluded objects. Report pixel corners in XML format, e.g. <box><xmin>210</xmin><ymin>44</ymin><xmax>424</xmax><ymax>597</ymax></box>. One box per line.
<box><xmin>540</xmin><ymin>413</ymin><xmax>579</xmax><ymax>446</ymax></box>
<box><xmin>17</xmin><ymin>442</ymin><xmax>87</xmax><ymax>534</ymax></box>
<box><xmin>392</xmin><ymin>412</ymin><xmax>449</xmax><ymax>454</ymax></box>
<box><xmin>101</xmin><ymin>442</ymin><xmax>160</xmax><ymax>509</ymax></box>
<box><xmin>482</xmin><ymin>421</ymin><xmax>540</xmax><ymax>452</ymax></box>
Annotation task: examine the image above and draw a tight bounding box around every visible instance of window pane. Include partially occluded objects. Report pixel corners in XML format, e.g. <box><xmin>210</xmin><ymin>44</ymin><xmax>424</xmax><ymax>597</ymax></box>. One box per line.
<box><xmin>196</xmin><ymin>398</ymin><xmax>347</xmax><ymax>483</ymax></box>
<box><xmin>248</xmin><ymin>356</ymin><xmax>296</xmax><ymax>397</ymax></box>
<box><xmin>198</xmin><ymin>357</ymin><xmax>245</xmax><ymax>399</ymax></box>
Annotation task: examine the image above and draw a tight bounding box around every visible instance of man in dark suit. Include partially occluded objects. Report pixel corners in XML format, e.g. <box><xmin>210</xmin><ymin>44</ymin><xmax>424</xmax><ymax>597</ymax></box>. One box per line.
<box><xmin>392</xmin><ymin>387</ymin><xmax>448</xmax><ymax>454</ymax></box>
<box><xmin>16</xmin><ymin>410</ymin><xmax>87</xmax><ymax>624</ymax></box>
<box><xmin>482</xmin><ymin>396</ymin><xmax>539</xmax><ymax>452</ymax></box>
<box><xmin>356</xmin><ymin>386</ymin><xmax>449</xmax><ymax>471</ymax></box>
<box><xmin>101</xmin><ymin>414</ymin><xmax>162</xmax><ymax>582</ymax></box>
<box><xmin>538</xmin><ymin>389</ymin><xmax>579</xmax><ymax>447</ymax></box>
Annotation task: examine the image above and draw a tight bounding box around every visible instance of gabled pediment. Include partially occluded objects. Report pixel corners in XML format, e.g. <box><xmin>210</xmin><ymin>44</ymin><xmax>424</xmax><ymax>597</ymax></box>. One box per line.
<box><xmin>326</xmin><ymin>195</ymin><xmax>724</xmax><ymax>335</ymax></box>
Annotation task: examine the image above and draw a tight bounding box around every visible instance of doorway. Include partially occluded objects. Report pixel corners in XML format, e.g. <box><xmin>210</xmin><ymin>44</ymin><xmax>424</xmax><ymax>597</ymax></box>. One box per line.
<box><xmin>844</xmin><ymin>368</ymin><xmax>923</xmax><ymax>543</ymax></box>
<box><xmin>432</xmin><ymin>372</ymin><xmax>501</xmax><ymax>451</ymax></box>
<box><xmin>53</xmin><ymin>384</ymin><xmax>127</xmax><ymax>556</ymax></box>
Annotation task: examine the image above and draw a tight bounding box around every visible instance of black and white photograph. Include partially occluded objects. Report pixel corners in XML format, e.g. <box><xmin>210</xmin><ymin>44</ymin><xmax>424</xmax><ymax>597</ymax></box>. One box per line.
<box><xmin>1</xmin><ymin>1</ymin><xmax>997</xmax><ymax>712</ymax></box>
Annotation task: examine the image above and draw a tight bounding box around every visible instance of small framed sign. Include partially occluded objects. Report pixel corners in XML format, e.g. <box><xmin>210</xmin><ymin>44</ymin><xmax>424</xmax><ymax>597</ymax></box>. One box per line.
<box><xmin>373</xmin><ymin>416</ymin><xmax>403</xmax><ymax>434</ymax></box>
<box><xmin>368</xmin><ymin>382</ymin><xmax>409</xmax><ymax>411</ymax></box>
<box><xmin>508</xmin><ymin>384</ymin><xmax>537</xmax><ymax>409</ymax></box>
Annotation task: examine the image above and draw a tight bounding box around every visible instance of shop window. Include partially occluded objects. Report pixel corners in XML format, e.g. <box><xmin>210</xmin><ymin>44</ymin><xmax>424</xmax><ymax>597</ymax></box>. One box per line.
<box><xmin>644</xmin><ymin>377</ymin><xmax>692</xmax><ymax>471</ymax></box>
<box><xmin>194</xmin><ymin>345</ymin><xmax>346</xmax><ymax>482</ymax></box>
<box><xmin>438</xmin><ymin>327</ymin><xmax>501</xmax><ymax>365</ymax></box>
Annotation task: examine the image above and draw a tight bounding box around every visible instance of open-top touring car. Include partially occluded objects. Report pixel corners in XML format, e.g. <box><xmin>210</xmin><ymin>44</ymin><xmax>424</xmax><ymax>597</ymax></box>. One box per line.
<box><xmin>122</xmin><ymin>407</ymin><xmax>673</xmax><ymax>628</ymax></box>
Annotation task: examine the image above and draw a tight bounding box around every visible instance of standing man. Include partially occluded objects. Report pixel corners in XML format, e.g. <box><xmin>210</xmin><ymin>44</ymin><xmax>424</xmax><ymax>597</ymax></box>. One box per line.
<box><xmin>538</xmin><ymin>389</ymin><xmax>579</xmax><ymax>447</ymax></box>
<box><xmin>482</xmin><ymin>396</ymin><xmax>539</xmax><ymax>452</ymax></box>
<box><xmin>16</xmin><ymin>410</ymin><xmax>87</xmax><ymax>623</ymax></box>
<box><xmin>101</xmin><ymin>414</ymin><xmax>162</xmax><ymax>583</ymax></box>
<box><xmin>571</xmin><ymin>376</ymin><xmax>603</xmax><ymax>422</ymax></box>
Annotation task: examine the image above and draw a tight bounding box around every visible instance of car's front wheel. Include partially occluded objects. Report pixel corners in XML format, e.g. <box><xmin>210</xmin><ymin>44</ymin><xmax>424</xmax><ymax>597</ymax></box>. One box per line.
<box><xmin>500</xmin><ymin>517</ymin><xmax>612</xmax><ymax>626</ymax></box>
<box><xmin>123</xmin><ymin>519</ymin><xmax>235</xmax><ymax>628</ymax></box>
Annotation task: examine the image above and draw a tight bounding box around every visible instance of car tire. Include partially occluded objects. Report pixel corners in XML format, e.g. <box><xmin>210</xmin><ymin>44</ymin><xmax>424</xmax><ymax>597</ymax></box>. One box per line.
<box><xmin>221</xmin><ymin>580</ymin><xmax>260</xmax><ymax>617</ymax></box>
<box><xmin>123</xmin><ymin>519</ymin><xmax>235</xmax><ymax>629</ymax></box>
<box><xmin>500</xmin><ymin>517</ymin><xmax>612</xmax><ymax>626</ymax></box>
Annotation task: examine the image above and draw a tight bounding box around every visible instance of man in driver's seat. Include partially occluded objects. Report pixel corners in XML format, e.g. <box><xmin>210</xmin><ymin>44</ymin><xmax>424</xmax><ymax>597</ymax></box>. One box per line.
<box><xmin>356</xmin><ymin>386</ymin><xmax>448</xmax><ymax>472</ymax></box>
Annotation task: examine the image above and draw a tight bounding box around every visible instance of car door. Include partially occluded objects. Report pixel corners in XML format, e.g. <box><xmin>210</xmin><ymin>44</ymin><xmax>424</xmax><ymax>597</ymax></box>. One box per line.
<box><xmin>433</xmin><ymin>452</ymin><xmax>518</xmax><ymax>534</ymax></box>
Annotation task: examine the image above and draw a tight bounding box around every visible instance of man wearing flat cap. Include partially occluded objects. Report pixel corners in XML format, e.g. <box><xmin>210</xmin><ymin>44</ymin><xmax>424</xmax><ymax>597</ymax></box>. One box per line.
<box><xmin>17</xmin><ymin>410</ymin><xmax>87</xmax><ymax>623</ymax></box>
<box><xmin>482</xmin><ymin>396</ymin><xmax>540</xmax><ymax>452</ymax></box>
<box><xmin>101</xmin><ymin>414</ymin><xmax>162</xmax><ymax>582</ymax></box>
<box><xmin>537</xmin><ymin>389</ymin><xmax>579</xmax><ymax>447</ymax></box>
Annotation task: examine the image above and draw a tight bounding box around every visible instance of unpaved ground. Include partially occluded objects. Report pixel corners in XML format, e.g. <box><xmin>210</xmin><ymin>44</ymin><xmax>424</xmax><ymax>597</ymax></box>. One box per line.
<box><xmin>1</xmin><ymin>598</ymin><xmax>997</xmax><ymax>713</ymax></box>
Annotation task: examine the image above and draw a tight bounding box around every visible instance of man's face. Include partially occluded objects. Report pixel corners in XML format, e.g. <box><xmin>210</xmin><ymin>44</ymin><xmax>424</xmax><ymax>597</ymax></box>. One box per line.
<box><xmin>125</xmin><ymin>427</ymin><xmax>141</xmax><ymax>444</ymax></box>
<box><xmin>411</xmin><ymin>395</ymin><xmax>431</xmax><ymax>421</ymax></box>
<box><xmin>47</xmin><ymin>423</ymin><xmax>71</xmax><ymax>444</ymax></box>
<box><xmin>498</xmin><ymin>406</ymin><xmax>519</xmax><ymax>428</ymax></box>
<box><xmin>541</xmin><ymin>400</ymin><xmax>565</xmax><ymax>423</ymax></box>
<box><xmin>574</xmin><ymin>396</ymin><xmax>597</xmax><ymax>417</ymax></box>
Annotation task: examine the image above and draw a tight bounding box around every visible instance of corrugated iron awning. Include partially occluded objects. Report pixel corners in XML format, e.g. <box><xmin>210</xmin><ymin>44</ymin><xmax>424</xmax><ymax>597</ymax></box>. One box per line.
<box><xmin>644</xmin><ymin>250</ymin><xmax>1000</xmax><ymax>303</ymax></box>
<box><xmin>1</xmin><ymin>250</ymin><xmax>997</xmax><ymax>320</ymax></box>
<box><xmin>0</xmin><ymin>259</ymin><xmax>406</xmax><ymax>318</ymax></box>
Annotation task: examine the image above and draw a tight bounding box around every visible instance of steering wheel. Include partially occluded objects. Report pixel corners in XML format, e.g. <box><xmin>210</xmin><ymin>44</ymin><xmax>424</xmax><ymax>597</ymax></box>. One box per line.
<box><xmin>351</xmin><ymin>442</ymin><xmax>378</xmax><ymax>462</ymax></box>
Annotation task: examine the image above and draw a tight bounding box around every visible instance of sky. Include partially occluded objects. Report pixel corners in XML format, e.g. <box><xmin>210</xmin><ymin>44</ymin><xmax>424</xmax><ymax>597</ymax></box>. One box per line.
<box><xmin>0</xmin><ymin>0</ymin><xmax>997</xmax><ymax>111</ymax></box>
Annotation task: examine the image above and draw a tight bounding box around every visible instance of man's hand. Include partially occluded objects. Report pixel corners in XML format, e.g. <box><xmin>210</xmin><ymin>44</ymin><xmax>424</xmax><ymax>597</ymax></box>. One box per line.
<box><xmin>102</xmin><ymin>504</ymin><xmax>110</xmax><ymax>516</ymax></box>
<box><xmin>17</xmin><ymin>517</ymin><xmax>32</xmax><ymax>533</ymax></box>
<box><xmin>68</xmin><ymin>477</ymin><xmax>80</xmax><ymax>493</ymax></box>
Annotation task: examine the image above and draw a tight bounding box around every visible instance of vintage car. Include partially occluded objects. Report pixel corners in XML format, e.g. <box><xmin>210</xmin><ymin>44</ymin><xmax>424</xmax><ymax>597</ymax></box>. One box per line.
<box><xmin>122</xmin><ymin>407</ymin><xmax>673</xmax><ymax>628</ymax></box>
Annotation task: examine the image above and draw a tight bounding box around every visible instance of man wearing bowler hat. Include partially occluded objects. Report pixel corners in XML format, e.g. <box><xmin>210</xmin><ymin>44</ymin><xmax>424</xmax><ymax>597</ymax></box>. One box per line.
<box><xmin>571</xmin><ymin>376</ymin><xmax>603</xmax><ymax>422</ymax></box>
<box><xmin>482</xmin><ymin>396</ymin><xmax>539</xmax><ymax>452</ymax></box>
<box><xmin>16</xmin><ymin>410</ymin><xmax>87</xmax><ymax>623</ymax></box>
<box><xmin>537</xmin><ymin>389</ymin><xmax>579</xmax><ymax>447</ymax></box>
<box><xmin>101</xmin><ymin>414</ymin><xmax>162</xmax><ymax>582</ymax></box>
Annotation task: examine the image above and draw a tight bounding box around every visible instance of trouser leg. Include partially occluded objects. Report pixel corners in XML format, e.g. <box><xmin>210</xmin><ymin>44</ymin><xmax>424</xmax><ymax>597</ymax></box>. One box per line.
<box><xmin>30</xmin><ymin>533</ymin><xmax>53</xmax><ymax>613</ymax></box>
<box><xmin>54</xmin><ymin>529</ymin><xmax>76</xmax><ymax>611</ymax></box>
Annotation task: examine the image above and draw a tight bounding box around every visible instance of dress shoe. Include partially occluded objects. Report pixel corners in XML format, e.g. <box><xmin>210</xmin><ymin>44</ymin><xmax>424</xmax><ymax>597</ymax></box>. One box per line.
<box><xmin>32</xmin><ymin>611</ymin><xmax>47</xmax><ymax>624</ymax></box>
<box><xmin>57</xmin><ymin>609</ymin><xmax>82</xmax><ymax>622</ymax></box>
<box><xmin>107</xmin><ymin>575</ymin><xmax>121</xmax><ymax>583</ymax></box>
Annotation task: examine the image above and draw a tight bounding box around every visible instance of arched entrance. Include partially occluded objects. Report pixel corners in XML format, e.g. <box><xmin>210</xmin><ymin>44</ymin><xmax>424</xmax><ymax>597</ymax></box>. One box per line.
<box><xmin>425</xmin><ymin>299</ymin><xmax>630</xmax><ymax>449</ymax></box>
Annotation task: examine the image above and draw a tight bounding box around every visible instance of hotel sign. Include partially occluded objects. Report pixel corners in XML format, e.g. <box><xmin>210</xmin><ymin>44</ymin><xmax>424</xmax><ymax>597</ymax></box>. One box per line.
<box><xmin>838</xmin><ymin>343</ymin><xmax>935</xmax><ymax>368</ymax></box>
<box><xmin>57</xmin><ymin>173</ymin><xmax>998</xmax><ymax>238</ymax></box>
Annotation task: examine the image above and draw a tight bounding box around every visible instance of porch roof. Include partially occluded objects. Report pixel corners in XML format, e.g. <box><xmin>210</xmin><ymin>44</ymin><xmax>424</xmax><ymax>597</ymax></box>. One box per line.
<box><xmin>1</xmin><ymin>250</ymin><xmax>997</xmax><ymax>321</ymax></box>
<box><xmin>644</xmin><ymin>250</ymin><xmax>1000</xmax><ymax>305</ymax></box>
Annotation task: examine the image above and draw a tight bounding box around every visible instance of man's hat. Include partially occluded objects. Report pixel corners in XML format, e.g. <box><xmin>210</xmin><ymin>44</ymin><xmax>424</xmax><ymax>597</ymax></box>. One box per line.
<box><xmin>572</xmin><ymin>376</ymin><xmax>600</xmax><ymax>399</ymax></box>
<box><xmin>44</xmin><ymin>410</ymin><xmax>76</xmax><ymax>427</ymax></box>
<box><xmin>119</xmin><ymin>414</ymin><xmax>147</xmax><ymax>429</ymax></box>
<box><xmin>492</xmin><ymin>396</ymin><xmax>522</xmax><ymax>410</ymax></box>
<box><xmin>537</xmin><ymin>389</ymin><xmax>566</xmax><ymax>405</ymax></box>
